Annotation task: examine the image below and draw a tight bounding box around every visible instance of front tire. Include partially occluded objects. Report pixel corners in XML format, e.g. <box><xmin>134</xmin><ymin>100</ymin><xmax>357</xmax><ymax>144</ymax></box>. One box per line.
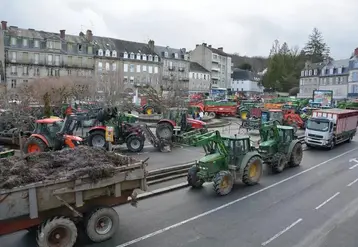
<box><xmin>24</xmin><ymin>136</ymin><xmax>47</xmax><ymax>154</ymax></box>
<box><xmin>126</xmin><ymin>135</ymin><xmax>144</xmax><ymax>152</ymax></box>
<box><xmin>88</xmin><ymin>130</ymin><xmax>108</xmax><ymax>149</ymax></box>
<box><xmin>187</xmin><ymin>166</ymin><xmax>204</xmax><ymax>188</ymax></box>
<box><xmin>289</xmin><ymin>143</ymin><xmax>303</xmax><ymax>167</ymax></box>
<box><xmin>242</xmin><ymin>156</ymin><xmax>263</xmax><ymax>185</ymax></box>
<box><xmin>213</xmin><ymin>171</ymin><xmax>234</xmax><ymax>196</ymax></box>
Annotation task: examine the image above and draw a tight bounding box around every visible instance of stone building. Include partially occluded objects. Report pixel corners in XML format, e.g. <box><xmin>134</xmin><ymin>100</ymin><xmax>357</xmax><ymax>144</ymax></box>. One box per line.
<box><xmin>189</xmin><ymin>62</ymin><xmax>210</xmax><ymax>93</ymax></box>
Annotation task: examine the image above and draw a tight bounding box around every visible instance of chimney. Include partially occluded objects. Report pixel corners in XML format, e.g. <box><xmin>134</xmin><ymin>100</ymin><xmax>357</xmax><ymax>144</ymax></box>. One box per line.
<box><xmin>1</xmin><ymin>21</ymin><xmax>7</xmax><ymax>30</ymax></box>
<box><xmin>79</xmin><ymin>31</ymin><xmax>84</xmax><ymax>37</ymax></box>
<box><xmin>148</xmin><ymin>40</ymin><xmax>155</xmax><ymax>50</ymax></box>
<box><xmin>181</xmin><ymin>48</ymin><xmax>186</xmax><ymax>53</ymax></box>
<box><xmin>208</xmin><ymin>45</ymin><xmax>212</xmax><ymax>48</ymax></box>
<box><xmin>86</xmin><ymin>30</ymin><xmax>93</xmax><ymax>41</ymax></box>
<box><xmin>60</xmin><ymin>30</ymin><xmax>65</xmax><ymax>39</ymax></box>
<box><xmin>354</xmin><ymin>48</ymin><xmax>358</xmax><ymax>57</ymax></box>
<box><xmin>202</xmin><ymin>43</ymin><xmax>207</xmax><ymax>47</ymax></box>
<box><xmin>218</xmin><ymin>47</ymin><xmax>223</xmax><ymax>51</ymax></box>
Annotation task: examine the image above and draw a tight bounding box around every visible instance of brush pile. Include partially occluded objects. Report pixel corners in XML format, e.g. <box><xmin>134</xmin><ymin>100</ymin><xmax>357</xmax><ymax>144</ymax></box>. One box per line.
<box><xmin>0</xmin><ymin>146</ymin><xmax>138</xmax><ymax>190</ymax></box>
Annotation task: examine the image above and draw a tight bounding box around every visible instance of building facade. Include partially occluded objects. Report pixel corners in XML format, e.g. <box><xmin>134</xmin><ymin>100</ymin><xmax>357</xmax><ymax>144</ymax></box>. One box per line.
<box><xmin>0</xmin><ymin>21</ymin><xmax>94</xmax><ymax>98</ymax></box>
<box><xmin>231</xmin><ymin>68</ymin><xmax>263</xmax><ymax>95</ymax></box>
<box><xmin>319</xmin><ymin>59</ymin><xmax>349</xmax><ymax>100</ymax></box>
<box><xmin>152</xmin><ymin>41</ymin><xmax>189</xmax><ymax>94</ymax></box>
<box><xmin>297</xmin><ymin>61</ymin><xmax>323</xmax><ymax>98</ymax></box>
<box><xmin>189</xmin><ymin>62</ymin><xmax>210</xmax><ymax>93</ymax></box>
<box><xmin>189</xmin><ymin>43</ymin><xmax>232</xmax><ymax>89</ymax></box>
<box><xmin>348</xmin><ymin>48</ymin><xmax>358</xmax><ymax>98</ymax></box>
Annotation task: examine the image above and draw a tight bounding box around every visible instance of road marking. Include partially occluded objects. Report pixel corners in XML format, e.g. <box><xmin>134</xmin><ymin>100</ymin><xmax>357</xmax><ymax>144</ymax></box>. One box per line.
<box><xmin>347</xmin><ymin>178</ymin><xmax>358</xmax><ymax>187</ymax></box>
<box><xmin>315</xmin><ymin>192</ymin><xmax>340</xmax><ymax>210</ymax></box>
<box><xmin>115</xmin><ymin>147</ymin><xmax>358</xmax><ymax>247</ymax></box>
<box><xmin>261</xmin><ymin>218</ymin><xmax>303</xmax><ymax>246</ymax></box>
<box><xmin>349</xmin><ymin>163</ymin><xmax>358</xmax><ymax>170</ymax></box>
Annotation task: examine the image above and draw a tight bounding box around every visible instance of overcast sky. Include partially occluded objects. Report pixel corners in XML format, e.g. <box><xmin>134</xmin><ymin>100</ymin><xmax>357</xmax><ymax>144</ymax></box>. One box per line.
<box><xmin>2</xmin><ymin>0</ymin><xmax>357</xmax><ymax>59</ymax></box>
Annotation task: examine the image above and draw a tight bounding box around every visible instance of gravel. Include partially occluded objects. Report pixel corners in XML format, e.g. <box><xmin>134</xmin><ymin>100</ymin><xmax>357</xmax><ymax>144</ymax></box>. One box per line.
<box><xmin>0</xmin><ymin>146</ymin><xmax>138</xmax><ymax>190</ymax></box>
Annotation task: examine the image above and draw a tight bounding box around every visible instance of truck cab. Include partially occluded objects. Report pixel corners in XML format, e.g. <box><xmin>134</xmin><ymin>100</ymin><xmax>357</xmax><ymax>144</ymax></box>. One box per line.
<box><xmin>305</xmin><ymin>117</ymin><xmax>334</xmax><ymax>148</ymax></box>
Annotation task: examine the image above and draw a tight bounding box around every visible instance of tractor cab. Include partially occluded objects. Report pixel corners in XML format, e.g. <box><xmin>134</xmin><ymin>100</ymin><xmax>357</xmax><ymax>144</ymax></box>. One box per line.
<box><xmin>32</xmin><ymin>118</ymin><xmax>64</xmax><ymax>148</ymax></box>
<box><xmin>259</xmin><ymin>124</ymin><xmax>295</xmax><ymax>156</ymax></box>
<box><xmin>261</xmin><ymin>109</ymin><xmax>283</xmax><ymax>125</ymax></box>
<box><xmin>222</xmin><ymin>135</ymin><xmax>252</xmax><ymax>167</ymax></box>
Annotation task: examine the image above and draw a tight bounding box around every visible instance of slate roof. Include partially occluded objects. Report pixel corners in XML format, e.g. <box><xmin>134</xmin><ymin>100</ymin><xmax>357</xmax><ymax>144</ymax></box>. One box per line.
<box><xmin>190</xmin><ymin>62</ymin><xmax>210</xmax><ymax>73</ymax></box>
<box><xmin>154</xmin><ymin>45</ymin><xmax>186</xmax><ymax>60</ymax></box>
<box><xmin>207</xmin><ymin>46</ymin><xmax>230</xmax><ymax>57</ymax></box>
<box><xmin>304</xmin><ymin>62</ymin><xmax>325</xmax><ymax>70</ymax></box>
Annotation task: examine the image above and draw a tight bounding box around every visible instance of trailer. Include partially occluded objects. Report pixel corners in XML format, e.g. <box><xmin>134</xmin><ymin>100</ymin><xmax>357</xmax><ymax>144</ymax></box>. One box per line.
<box><xmin>0</xmin><ymin>157</ymin><xmax>147</xmax><ymax>247</ymax></box>
<box><xmin>305</xmin><ymin>108</ymin><xmax>358</xmax><ymax>149</ymax></box>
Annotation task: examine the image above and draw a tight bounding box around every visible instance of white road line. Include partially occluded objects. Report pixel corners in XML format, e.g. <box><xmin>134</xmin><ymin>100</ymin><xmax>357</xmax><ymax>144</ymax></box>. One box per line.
<box><xmin>261</xmin><ymin>218</ymin><xmax>303</xmax><ymax>246</ymax></box>
<box><xmin>347</xmin><ymin>178</ymin><xmax>358</xmax><ymax>187</ymax></box>
<box><xmin>315</xmin><ymin>192</ymin><xmax>340</xmax><ymax>210</ymax></box>
<box><xmin>115</xmin><ymin>147</ymin><xmax>358</xmax><ymax>247</ymax></box>
<box><xmin>349</xmin><ymin>163</ymin><xmax>358</xmax><ymax>170</ymax></box>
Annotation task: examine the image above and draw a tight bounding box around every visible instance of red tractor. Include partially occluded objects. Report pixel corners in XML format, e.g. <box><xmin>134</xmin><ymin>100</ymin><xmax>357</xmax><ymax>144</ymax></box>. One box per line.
<box><xmin>24</xmin><ymin>115</ymin><xmax>83</xmax><ymax>153</ymax></box>
<box><xmin>156</xmin><ymin>107</ymin><xmax>207</xmax><ymax>140</ymax></box>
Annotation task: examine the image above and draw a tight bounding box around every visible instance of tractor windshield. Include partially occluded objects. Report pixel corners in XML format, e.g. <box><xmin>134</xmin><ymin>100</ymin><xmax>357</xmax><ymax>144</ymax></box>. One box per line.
<box><xmin>306</xmin><ymin>119</ymin><xmax>329</xmax><ymax>132</ymax></box>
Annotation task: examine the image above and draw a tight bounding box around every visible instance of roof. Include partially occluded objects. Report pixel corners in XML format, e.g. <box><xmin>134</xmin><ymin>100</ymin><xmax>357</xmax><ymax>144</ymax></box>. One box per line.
<box><xmin>304</xmin><ymin>62</ymin><xmax>325</xmax><ymax>70</ymax></box>
<box><xmin>277</xmin><ymin>125</ymin><xmax>294</xmax><ymax>130</ymax></box>
<box><xmin>207</xmin><ymin>46</ymin><xmax>229</xmax><ymax>57</ymax></box>
<box><xmin>154</xmin><ymin>45</ymin><xmax>186</xmax><ymax>60</ymax></box>
<box><xmin>324</xmin><ymin>59</ymin><xmax>350</xmax><ymax>68</ymax></box>
<box><xmin>35</xmin><ymin>118</ymin><xmax>63</xmax><ymax>124</ymax></box>
<box><xmin>190</xmin><ymin>62</ymin><xmax>210</xmax><ymax>73</ymax></box>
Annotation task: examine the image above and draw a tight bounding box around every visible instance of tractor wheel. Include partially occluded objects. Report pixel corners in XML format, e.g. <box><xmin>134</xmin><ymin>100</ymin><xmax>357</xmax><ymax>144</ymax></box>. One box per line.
<box><xmin>126</xmin><ymin>135</ymin><xmax>144</xmax><ymax>152</ymax></box>
<box><xmin>289</xmin><ymin>142</ymin><xmax>303</xmax><ymax>167</ymax></box>
<box><xmin>240</xmin><ymin>110</ymin><xmax>249</xmax><ymax>120</ymax></box>
<box><xmin>242</xmin><ymin>156</ymin><xmax>263</xmax><ymax>185</ymax></box>
<box><xmin>272</xmin><ymin>153</ymin><xmax>287</xmax><ymax>173</ymax></box>
<box><xmin>84</xmin><ymin>207</ymin><xmax>119</xmax><ymax>243</ymax></box>
<box><xmin>88</xmin><ymin>130</ymin><xmax>108</xmax><ymax>149</ymax></box>
<box><xmin>213</xmin><ymin>171</ymin><xmax>234</xmax><ymax>196</ymax></box>
<box><xmin>144</xmin><ymin>106</ymin><xmax>155</xmax><ymax>115</ymax></box>
<box><xmin>36</xmin><ymin>217</ymin><xmax>77</xmax><ymax>247</ymax></box>
<box><xmin>187</xmin><ymin>166</ymin><xmax>204</xmax><ymax>188</ymax></box>
<box><xmin>208</xmin><ymin>112</ymin><xmax>216</xmax><ymax>118</ymax></box>
<box><xmin>156</xmin><ymin>123</ymin><xmax>173</xmax><ymax>140</ymax></box>
<box><xmin>24</xmin><ymin>136</ymin><xmax>47</xmax><ymax>154</ymax></box>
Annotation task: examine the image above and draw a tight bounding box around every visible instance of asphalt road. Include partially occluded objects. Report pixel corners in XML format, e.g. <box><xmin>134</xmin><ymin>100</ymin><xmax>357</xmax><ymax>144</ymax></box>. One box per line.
<box><xmin>3</xmin><ymin>137</ymin><xmax>358</xmax><ymax>247</ymax></box>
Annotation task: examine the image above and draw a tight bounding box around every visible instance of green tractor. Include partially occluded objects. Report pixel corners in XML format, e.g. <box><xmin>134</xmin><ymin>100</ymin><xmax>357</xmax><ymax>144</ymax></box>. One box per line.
<box><xmin>258</xmin><ymin>124</ymin><xmax>303</xmax><ymax>173</ymax></box>
<box><xmin>182</xmin><ymin>130</ymin><xmax>263</xmax><ymax>196</ymax></box>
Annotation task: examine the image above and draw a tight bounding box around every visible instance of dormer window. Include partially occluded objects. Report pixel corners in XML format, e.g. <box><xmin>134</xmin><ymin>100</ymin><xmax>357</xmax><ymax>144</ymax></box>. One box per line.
<box><xmin>174</xmin><ymin>53</ymin><xmax>178</xmax><ymax>59</ymax></box>
<box><xmin>123</xmin><ymin>52</ymin><xmax>128</xmax><ymax>59</ymax></box>
<box><xmin>330</xmin><ymin>68</ymin><xmax>334</xmax><ymax>74</ymax></box>
<box><xmin>105</xmin><ymin>50</ymin><xmax>110</xmax><ymax>57</ymax></box>
<box><xmin>142</xmin><ymin>54</ymin><xmax>147</xmax><ymax>61</ymax></box>
<box><xmin>308</xmin><ymin>70</ymin><xmax>312</xmax><ymax>76</ymax></box>
<box><xmin>136</xmin><ymin>53</ymin><xmax>141</xmax><ymax>60</ymax></box>
<box><xmin>154</xmin><ymin>55</ymin><xmax>159</xmax><ymax>62</ymax></box>
<box><xmin>301</xmin><ymin>71</ymin><xmax>304</xmax><ymax>77</ymax></box>
<box><xmin>314</xmin><ymin>69</ymin><xmax>318</xmax><ymax>75</ymax></box>
<box><xmin>304</xmin><ymin>70</ymin><xmax>308</xmax><ymax>76</ymax></box>
<box><xmin>98</xmin><ymin>49</ymin><xmax>103</xmax><ymax>56</ymax></box>
<box><xmin>164</xmin><ymin>51</ymin><xmax>168</xmax><ymax>57</ymax></box>
<box><xmin>148</xmin><ymin>55</ymin><xmax>153</xmax><ymax>61</ymax></box>
<box><xmin>130</xmin><ymin>52</ymin><xmax>135</xmax><ymax>59</ymax></box>
<box><xmin>112</xmin><ymin>50</ymin><xmax>117</xmax><ymax>57</ymax></box>
<box><xmin>321</xmin><ymin>69</ymin><xmax>325</xmax><ymax>75</ymax></box>
<box><xmin>338</xmin><ymin>67</ymin><xmax>342</xmax><ymax>74</ymax></box>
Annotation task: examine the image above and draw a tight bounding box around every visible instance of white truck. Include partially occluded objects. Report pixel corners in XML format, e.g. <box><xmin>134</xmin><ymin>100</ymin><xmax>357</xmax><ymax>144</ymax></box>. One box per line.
<box><xmin>305</xmin><ymin>108</ymin><xmax>358</xmax><ymax>149</ymax></box>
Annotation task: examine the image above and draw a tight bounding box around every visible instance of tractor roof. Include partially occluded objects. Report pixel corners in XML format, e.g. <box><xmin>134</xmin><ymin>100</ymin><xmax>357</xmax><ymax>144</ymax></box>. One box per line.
<box><xmin>36</xmin><ymin>117</ymin><xmax>62</xmax><ymax>124</ymax></box>
<box><xmin>222</xmin><ymin>134</ymin><xmax>250</xmax><ymax>140</ymax></box>
<box><xmin>277</xmin><ymin>125</ymin><xmax>294</xmax><ymax>130</ymax></box>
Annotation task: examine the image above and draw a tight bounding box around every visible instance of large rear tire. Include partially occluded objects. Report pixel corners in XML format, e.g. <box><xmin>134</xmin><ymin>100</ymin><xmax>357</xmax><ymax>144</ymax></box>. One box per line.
<box><xmin>187</xmin><ymin>166</ymin><xmax>204</xmax><ymax>188</ymax></box>
<box><xmin>24</xmin><ymin>136</ymin><xmax>47</xmax><ymax>154</ymax></box>
<box><xmin>242</xmin><ymin>156</ymin><xmax>263</xmax><ymax>185</ymax></box>
<box><xmin>213</xmin><ymin>171</ymin><xmax>234</xmax><ymax>196</ymax></box>
<box><xmin>126</xmin><ymin>135</ymin><xmax>144</xmax><ymax>152</ymax></box>
<box><xmin>88</xmin><ymin>130</ymin><xmax>108</xmax><ymax>149</ymax></box>
<box><xmin>37</xmin><ymin>217</ymin><xmax>77</xmax><ymax>247</ymax></box>
<box><xmin>289</xmin><ymin>142</ymin><xmax>303</xmax><ymax>167</ymax></box>
<box><xmin>156</xmin><ymin>123</ymin><xmax>173</xmax><ymax>140</ymax></box>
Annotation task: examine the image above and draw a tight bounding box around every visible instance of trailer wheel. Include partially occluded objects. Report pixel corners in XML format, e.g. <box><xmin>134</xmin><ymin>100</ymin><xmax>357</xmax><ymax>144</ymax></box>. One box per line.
<box><xmin>37</xmin><ymin>217</ymin><xmax>77</xmax><ymax>247</ymax></box>
<box><xmin>85</xmin><ymin>207</ymin><xmax>119</xmax><ymax>243</ymax></box>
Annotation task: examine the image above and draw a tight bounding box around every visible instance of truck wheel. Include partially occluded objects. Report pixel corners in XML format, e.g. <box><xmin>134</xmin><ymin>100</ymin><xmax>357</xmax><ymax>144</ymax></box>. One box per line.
<box><xmin>329</xmin><ymin>140</ymin><xmax>335</xmax><ymax>150</ymax></box>
<box><xmin>85</xmin><ymin>207</ymin><xmax>119</xmax><ymax>243</ymax></box>
<box><xmin>126</xmin><ymin>135</ymin><xmax>144</xmax><ymax>152</ymax></box>
<box><xmin>213</xmin><ymin>171</ymin><xmax>234</xmax><ymax>196</ymax></box>
<box><xmin>272</xmin><ymin>153</ymin><xmax>287</xmax><ymax>173</ymax></box>
<box><xmin>242</xmin><ymin>156</ymin><xmax>263</xmax><ymax>185</ymax></box>
<box><xmin>347</xmin><ymin>135</ymin><xmax>353</xmax><ymax>143</ymax></box>
<box><xmin>187</xmin><ymin>166</ymin><xmax>204</xmax><ymax>188</ymax></box>
<box><xmin>156</xmin><ymin>123</ymin><xmax>173</xmax><ymax>140</ymax></box>
<box><xmin>208</xmin><ymin>112</ymin><xmax>216</xmax><ymax>118</ymax></box>
<box><xmin>24</xmin><ymin>136</ymin><xmax>47</xmax><ymax>154</ymax></box>
<box><xmin>89</xmin><ymin>130</ymin><xmax>108</xmax><ymax>149</ymax></box>
<box><xmin>289</xmin><ymin>143</ymin><xmax>303</xmax><ymax>167</ymax></box>
<box><xmin>37</xmin><ymin>217</ymin><xmax>77</xmax><ymax>247</ymax></box>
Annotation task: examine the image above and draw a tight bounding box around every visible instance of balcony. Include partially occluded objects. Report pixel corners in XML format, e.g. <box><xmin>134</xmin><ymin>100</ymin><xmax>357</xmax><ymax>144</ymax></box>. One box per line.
<box><xmin>178</xmin><ymin>67</ymin><xmax>185</xmax><ymax>72</ymax></box>
<box><xmin>212</xmin><ymin>57</ymin><xmax>219</xmax><ymax>63</ymax></box>
<box><xmin>212</xmin><ymin>67</ymin><xmax>220</xmax><ymax>72</ymax></box>
<box><xmin>168</xmin><ymin>66</ymin><xmax>175</xmax><ymax>71</ymax></box>
<box><xmin>211</xmin><ymin>74</ymin><xmax>220</xmax><ymax>80</ymax></box>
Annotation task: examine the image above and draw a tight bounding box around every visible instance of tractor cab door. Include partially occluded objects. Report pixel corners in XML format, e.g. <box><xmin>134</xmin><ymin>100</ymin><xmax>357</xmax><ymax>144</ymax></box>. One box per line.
<box><xmin>278</xmin><ymin>129</ymin><xmax>292</xmax><ymax>153</ymax></box>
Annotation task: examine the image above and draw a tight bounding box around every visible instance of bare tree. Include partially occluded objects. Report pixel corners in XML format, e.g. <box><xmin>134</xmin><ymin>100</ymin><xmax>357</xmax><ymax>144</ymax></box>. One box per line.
<box><xmin>95</xmin><ymin>67</ymin><xmax>123</xmax><ymax>106</ymax></box>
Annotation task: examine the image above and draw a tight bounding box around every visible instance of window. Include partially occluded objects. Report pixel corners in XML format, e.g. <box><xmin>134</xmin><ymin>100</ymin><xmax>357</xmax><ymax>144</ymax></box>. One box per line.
<box><xmin>189</xmin><ymin>72</ymin><xmax>193</xmax><ymax>79</ymax></box>
<box><xmin>88</xmin><ymin>46</ymin><xmax>93</xmax><ymax>54</ymax></box>
<box><xmin>338</xmin><ymin>67</ymin><xmax>342</xmax><ymax>74</ymax></box>
<box><xmin>330</xmin><ymin>68</ymin><xmax>334</xmax><ymax>74</ymax></box>
<box><xmin>130</xmin><ymin>64</ymin><xmax>135</xmax><ymax>72</ymax></box>
<box><xmin>112</xmin><ymin>50</ymin><xmax>117</xmax><ymax>57</ymax></box>
<box><xmin>321</xmin><ymin>69</ymin><xmax>325</xmax><ymax>76</ymax></box>
<box><xmin>23</xmin><ymin>39</ymin><xmax>28</xmax><ymax>47</ymax></box>
<box><xmin>124</xmin><ymin>64</ymin><xmax>128</xmax><ymax>72</ymax></box>
<box><xmin>130</xmin><ymin>53</ymin><xmax>135</xmax><ymax>59</ymax></box>
<box><xmin>141</xmin><ymin>65</ymin><xmax>146</xmax><ymax>72</ymax></box>
<box><xmin>47</xmin><ymin>55</ymin><xmax>53</xmax><ymax>65</ymax></box>
<box><xmin>123</xmin><ymin>52</ymin><xmax>128</xmax><ymax>59</ymax></box>
<box><xmin>204</xmin><ymin>74</ymin><xmax>206</xmax><ymax>80</ymax></box>
<box><xmin>154</xmin><ymin>55</ymin><xmax>159</xmax><ymax>62</ymax></box>
<box><xmin>105</xmin><ymin>50</ymin><xmax>110</xmax><ymax>57</ymax></box>
<box><xmin>11</xmin><ymin>79</ymin><xmax>16</xmax><ymax>88</ymax></box>
<box><xmin>106</xmin><ymin>62</ymin><xmax>110</xmax><ymax>71</ymax></box>
<box><xmin>304</xmin><ymin>70</ymin><xmax>308</xmax><ymax>76</ymax></box>
<box><xmin>23</xmin><ymin>66</ymin><xmax>28</xmax><ymax>75</ymax></box>
<box><xmin>78</xmin><ymin>44</ymin><xmax>83</xmax><ymax>52</ymax></box>
<box><xmin>130</xmin><ymin>76</ymin><xmax>134</xmax><ymax>83</ymax></box>
<box><xmin>123</xmin><ymin>76</ymin><xmax>128</xmax><ymax>84</ymax></box>
<box><xmin>164</xmin><ymin>52</ymin><xmax>168</xmax><ymax>57</ymax></box>
<box><xmin>55</xmin><ymin>55</ymin><xmax>60</xmax><ymax>66</ymax></box>
<box><xmin>149</xmin><ymin>66</ymin><xmax>153</xmax><ymax>73</ymax></box>
<box><xmin>154</xmin><ymin>67</ymin><xmax>158</xmax><ymax>74</ymax></box>
<box><xmin>142</xmin><ymin>54</ymin><xmax>147</xmax><ymax>60</ymax></box>
<box><xmin>314</xmin><ymin>69</ymin><xmax>318</xmax><ymax>75</ymax></box>
<box><xmin>47</xmin><ymin>41</ymin><xmax>53</xmax><ymax>49</ymax></box>
<box><xmin>148</xmin><ymin>55</ymin><xmax>153</xmax><ymax>61</ymax></box>
<box><xmin>10</xmin><ymin>37</ymin><xmax>16</xmax><ymax>46</ymax></box>
<box><xmin>98</xmin><ymin>62</ymin><xmax>103</xmax><ymax>71</ymax></box>
<box><xmin>169</xmin><ymin>61</ymin><xmax>173</xmax><ymax>69</ymax></box>
<box><xmin>112</xmin><ymin>63</ymin><xmax>117</xmax><ymax>71</ymax></box>
<box><xmin>98</xmin><ymin>49</ymin><xmax>103</xmax><ymax>56</ymax></box>
<box><xmin>174</xmin><ymin>53</ymin><xmax>178</xmax><ymax>59</ymax></box>
<box><xmin>11</xmin><ymin>51</ymin><xmax>16</xmax><ymax>62</ymax></box>
<box><xmin>309</xmin><ymin>70</ymin><xmax>312</xmax><ymax>76</ymax></box>
<box><xmin>34</xmin><ymin>53</ymin><xmax>39</xmax><ymax>64</ymax></box>
<box><xmin>34</xmin><ymin>40</ymin><xmax>39</xmax><ymax>48</ymax></box>
<box><xmin>136</xmin><ymin>65</ymin><xmax>141</xmax><ymax>72</ymax></box>
<box><xmin>11</xmin><ymin>66</ymin><xmax>16</xmax><ymax>74</ymax></box>
<box><xmin>136</xmin><ymin>53</ymin><xmax>141</xmax><ymax>60</ymax></box>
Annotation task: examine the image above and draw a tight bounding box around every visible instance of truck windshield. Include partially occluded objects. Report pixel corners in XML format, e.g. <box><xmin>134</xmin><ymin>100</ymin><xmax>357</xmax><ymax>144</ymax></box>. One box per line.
<box><xmin>307</xmin><ymin>120</ymin><xmax>329</xmax><ymax>132</ymax></box>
